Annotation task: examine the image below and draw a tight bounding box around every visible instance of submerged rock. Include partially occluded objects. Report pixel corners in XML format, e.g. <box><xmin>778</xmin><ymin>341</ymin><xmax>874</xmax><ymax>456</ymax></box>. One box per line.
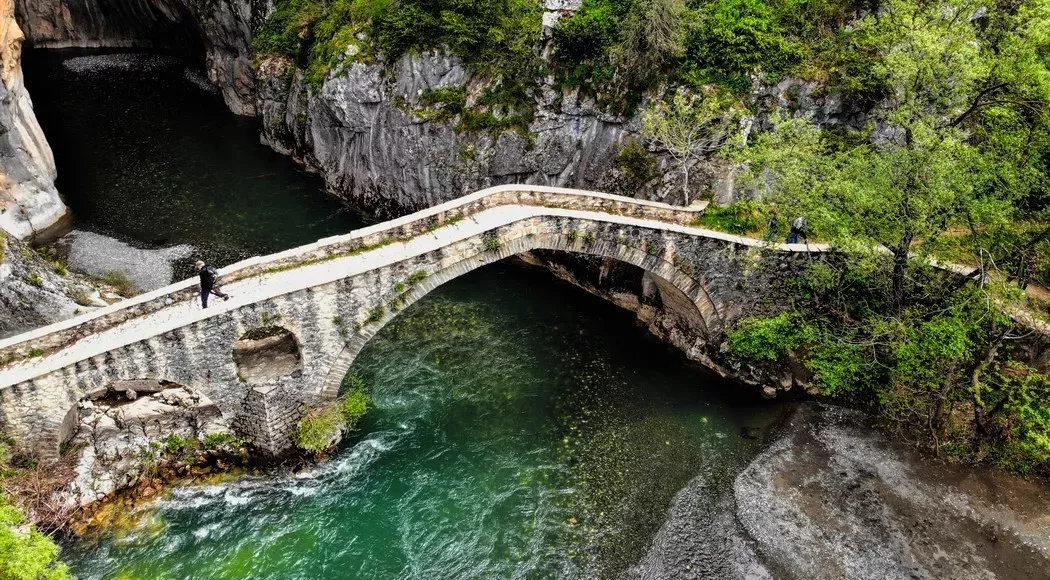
<box><xmin>625</xmin><ymin>470</ymin><xmax>774</xmax><ymax>580</ymax></box>
<box><xmin>735</xmin><ymin>404</ymin><xmax>1050</xmax><ymax>579</ymax></box>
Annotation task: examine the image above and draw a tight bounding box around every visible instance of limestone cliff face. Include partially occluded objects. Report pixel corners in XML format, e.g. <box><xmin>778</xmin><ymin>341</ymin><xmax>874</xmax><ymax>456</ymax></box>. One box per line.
<box><xmin>0</xmin><ymin>0</ymin><xmax>65</xmax><ymax>240</ymax></box>
<box><xmin>257</xmin><ymin>51</ymin><xmax>853</xmax><ymax>214</ymax></box>
<box><xmin>15</xmin><ymin>0</ymin><xmax>266</xmax><ymax>115</ymax></box>
<box><xmin>257</xmin><ymin>51</ymin><xmax>651</xmax><ymax>215</ymax></box>
<box><xmin>249</xmin><ymin>1</ymin><xmax>851</xmax><ymax>213</ymax></box>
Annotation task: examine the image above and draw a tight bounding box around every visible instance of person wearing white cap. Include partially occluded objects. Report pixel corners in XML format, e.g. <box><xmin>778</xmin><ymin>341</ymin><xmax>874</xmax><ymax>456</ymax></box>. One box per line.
<box><xmin>196</xmin><ymin>260</ymin><xmax>231</xmax><ymax>308</ymax></box>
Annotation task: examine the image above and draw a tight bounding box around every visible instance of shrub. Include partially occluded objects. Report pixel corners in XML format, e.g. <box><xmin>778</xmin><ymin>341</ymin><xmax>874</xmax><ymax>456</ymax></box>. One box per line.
<box><xmin>252</xmin><ymin>0</ymin><xmax>320</xmax><ymax>59</ymax></box>
<box><xmin>162</xmin><ymin>434</ymin><xmax>192</xmax><ymax>454</ymax></box>
<box><xmin>552</xmin><ymin>3</ymin><xmax>618</xmax><ymax>68</ymax></box>
<box><xmin>694</xmin><ymin>201</ymin><xmax>769</xmax><ymax>235</ymax></box>
<box><xmin>614</xmin><ymin>0</ymin><xmax>686</xmax><ymax>86</ymax></box>
<box><xmin>0</xmin><ymin>500</ymin><xmax>69</xmax><ymax>580</ymax></box>
<box><xmin>683</xmin><ymin>0</ymin><xmax>805</xmax><ymax>90</ymax></box>
<box><xmin>294</xmin><ymin>405</ymin><xmax>344</xmax><ymax>454</ymax></box>
<box><xmin>295</xmin><ymin>375</ymin><xmax>371</xmax><ymax>453</ymax></box>
<box><xmin>365</xmin><ymin>304</ymin><xmax>385</xmax><ymax>324</ymax></box>
<box><xmin>485</xmin><ymin>238</ymin><xmax>502</xmax><ymax>252</ymax></box>
<box><xmin>95</xmin><ymin>270</ymin><xmax>136</xmax><ymax>296</ymax></box>
<box><xmin>613</xmin><ymin>139</ymin><xmax>658</xmax><ymax>195</ymax></box>
<box><xmin>726</xmin><ymin>312</ymin><xmax>815</xmax><ymax>362</ymax></box>
<box><xmin>339</xmin><ymin>374</ymin><xmax>371</xmax><ymax>430</ymax></box>
<box><xmin>405</xmin><ymin>270</ymin><xmax>428</xmax><ymax>286</ymax></box>
<box><xmin>203</xmin><ymin>433</ymin><xmax>245</xmax><ymax>449</ymax></box>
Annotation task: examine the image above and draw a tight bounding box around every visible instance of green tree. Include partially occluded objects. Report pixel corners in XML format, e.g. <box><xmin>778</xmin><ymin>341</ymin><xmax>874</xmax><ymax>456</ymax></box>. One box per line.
<box><xmin>730</xmin><ymin>0</ymin><xmax>1050</xmax><ymax>470</ymax></box>
<box><xmin>642</xmin><ymin>92</ymin><xmax>741</xmax><ymax>203</ymax></box>
<box><xmin>613</xmin><ymin>0</ymin><xmax>686</xmax><ymax>87</ymax></box>
<box><xmin>743</xmin><ymin>0</ymin><xmax>1050</xmax><ymax>312</ymax></box>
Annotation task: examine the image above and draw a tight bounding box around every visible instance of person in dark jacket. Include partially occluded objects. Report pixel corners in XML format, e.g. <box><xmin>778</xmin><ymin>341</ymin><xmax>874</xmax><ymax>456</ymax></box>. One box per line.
<box><xmin>196</xmin><ymin>260</ymin><xmax>230</xmax><ymax>308</ymax></box>
<box><xmin>786</xmin><ymin>216</ymin><xmax>809</xmax><ymax>244</ymax></box>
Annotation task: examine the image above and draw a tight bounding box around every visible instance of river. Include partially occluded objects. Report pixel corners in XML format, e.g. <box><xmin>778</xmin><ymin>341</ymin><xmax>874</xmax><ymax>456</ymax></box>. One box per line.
<box><xmin>24</xmin><ymin>51</ymin><xmax>783</xmax><ymax>578</ymax></box>
<box><xmin>23</xmin><ymin>50</ymin><xmax>365</xmax><ymax>277</ymax></box>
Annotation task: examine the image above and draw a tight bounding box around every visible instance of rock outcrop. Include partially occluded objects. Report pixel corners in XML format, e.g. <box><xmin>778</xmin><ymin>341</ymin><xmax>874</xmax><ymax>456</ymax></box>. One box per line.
<box><xmin>65</xmin><ymin>381</ymin><xmax>230</xmax><ymax>507</ymax></box>
<box><xmin>735</xmin><ymin>404</ymin><xmax>1050</xmax><ymax>579</ymax></box>
<box><xmin>0</xmin><ymin>229</ymin><xmax>112</xmax><ymax>338</ymax></box>
<box><xmin>0</xmin><ymin>0</ymin><xmax>65</xmax><ymax>240</ymax></box>
<box><xmin>257</xmin><ymin>50</ymin><xmax>650</xmax><ymax>215</ymax></box>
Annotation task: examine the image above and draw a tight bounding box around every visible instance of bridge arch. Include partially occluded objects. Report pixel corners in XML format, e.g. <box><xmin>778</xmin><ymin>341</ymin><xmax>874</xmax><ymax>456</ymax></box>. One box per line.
<box><xmin>318</xmin><ymin>226</ymin><xmax>726</xmax><ymax>400</ymax></box>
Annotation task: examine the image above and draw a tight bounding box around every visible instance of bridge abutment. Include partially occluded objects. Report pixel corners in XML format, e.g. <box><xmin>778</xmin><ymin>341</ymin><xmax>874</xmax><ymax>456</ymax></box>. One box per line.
<box><xmin>233</xmin><ymin>384</ymin><xmax>306</xmax><ymax>457</ymax></box>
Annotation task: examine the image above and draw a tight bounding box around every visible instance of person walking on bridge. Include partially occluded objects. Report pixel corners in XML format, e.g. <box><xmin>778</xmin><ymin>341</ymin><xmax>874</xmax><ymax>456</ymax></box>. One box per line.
<box><xmin>786</xmin><ymin>216</ymin><xmax>809</xmax><ymax>244</ymax></box>
<box><xmin>196</xmin><ymin>260</ymin><xmax>231</xmax><ymax>309</ymax></box>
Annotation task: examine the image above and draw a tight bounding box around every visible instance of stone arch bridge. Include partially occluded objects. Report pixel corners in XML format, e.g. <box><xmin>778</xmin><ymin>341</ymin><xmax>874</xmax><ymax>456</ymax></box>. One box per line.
<box><xmin>0</xmin><ymin>186</ymin><xmax>815</xmax><ymax>457</ymax></box>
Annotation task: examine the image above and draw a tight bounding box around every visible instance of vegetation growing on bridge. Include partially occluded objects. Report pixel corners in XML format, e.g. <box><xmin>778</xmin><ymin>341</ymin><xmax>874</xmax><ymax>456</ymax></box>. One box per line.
<box><xmin>295</xmin><ymin>374</ymin><xmax>371</xmax><ymax>454</ymax></box>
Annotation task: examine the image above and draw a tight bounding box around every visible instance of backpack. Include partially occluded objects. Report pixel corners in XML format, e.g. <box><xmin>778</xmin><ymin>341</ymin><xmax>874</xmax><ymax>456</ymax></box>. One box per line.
<box><xmin>200</xmin><ymin>265</ymin><xmax>218</xmax><ymax>288</ymax></box>
<box><xmin>792</xmin><ymin>216</ymin><xmax>808</xmax><ymax>232</ymax></box>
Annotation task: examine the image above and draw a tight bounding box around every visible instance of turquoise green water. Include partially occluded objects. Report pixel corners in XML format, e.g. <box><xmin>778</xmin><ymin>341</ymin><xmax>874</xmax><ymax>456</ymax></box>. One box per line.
<box><xmin>61</xmin><ymin>263</ymin><xmax>780</xmax><ymax>578</ymax></box>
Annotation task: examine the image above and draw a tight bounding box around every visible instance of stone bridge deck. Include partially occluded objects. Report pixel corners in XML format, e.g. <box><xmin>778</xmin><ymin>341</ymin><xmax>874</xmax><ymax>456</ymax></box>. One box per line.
<box><xmin>0</xmin><ymin>185</ymin><xmax>822</xmax><ymax>457</ymax></box>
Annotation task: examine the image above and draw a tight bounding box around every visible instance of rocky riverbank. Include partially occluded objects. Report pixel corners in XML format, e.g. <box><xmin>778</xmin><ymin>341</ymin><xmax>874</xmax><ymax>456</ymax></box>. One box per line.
<box><xmin>0</xmin><ymin>378</ymin><xmax>255</xmax><ymax>535</ymax></box>
<box><xmin>749</xmin><ymin>404</ymin><xmax>1050</xmax><ymax>579</ymax></box>
<box><xmin>628</xmin><ymin>403</ymin><xmax>1050</xmax><ymax>579</ymax></box>
<box><xmin>0</xmin><ymin>230</ymin><xmax>125</xmax><ymax>338</ymax></box>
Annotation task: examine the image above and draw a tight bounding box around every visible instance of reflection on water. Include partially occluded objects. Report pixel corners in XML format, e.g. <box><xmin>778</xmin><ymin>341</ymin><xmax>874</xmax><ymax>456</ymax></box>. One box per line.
<box><xmin>62</xmin><ymin>263</ymin><xmax>781</xmax><ymax>579</ymax></box>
